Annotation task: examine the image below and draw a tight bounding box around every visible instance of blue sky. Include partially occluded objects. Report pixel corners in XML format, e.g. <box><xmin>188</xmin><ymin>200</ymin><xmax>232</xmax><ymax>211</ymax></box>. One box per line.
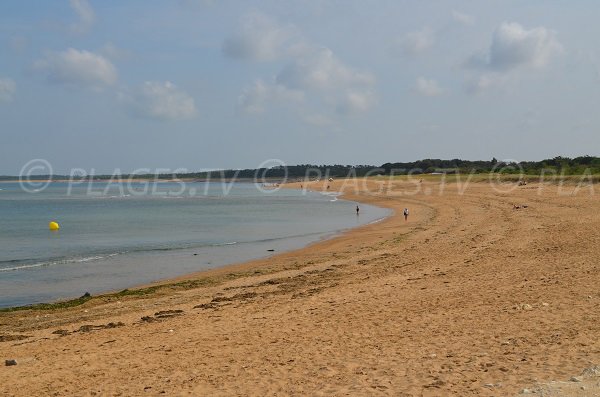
<box><xmin>0</xmin><ymin>1</ymin><xmax>599</xmax><ymax>174</ymax></box>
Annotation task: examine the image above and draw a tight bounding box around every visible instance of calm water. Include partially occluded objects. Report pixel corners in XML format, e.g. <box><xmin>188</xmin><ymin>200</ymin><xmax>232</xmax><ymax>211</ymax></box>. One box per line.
<box><xmin>0</xmin><ymin>181</ymin><xmax>389</xmax><ymax>307</ymax></box>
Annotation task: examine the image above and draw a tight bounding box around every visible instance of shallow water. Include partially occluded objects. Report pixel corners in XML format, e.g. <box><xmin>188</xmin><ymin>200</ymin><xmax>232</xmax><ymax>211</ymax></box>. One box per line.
<box><xmin>0</xmin><ymin>181</ymin><xmax>389</xmax><ymax>307</ymax></box>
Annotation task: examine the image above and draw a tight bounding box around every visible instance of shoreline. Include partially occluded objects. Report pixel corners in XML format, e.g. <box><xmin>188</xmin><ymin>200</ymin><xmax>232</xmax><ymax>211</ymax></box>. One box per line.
<box><xmin>143</xmin><ymin>185</ymin><xmax>395</xmax><ymax>289</ymax></box>
<box><xmin>0</xmin><ymin>185</ymin><xmax>392</xmax><ymax>312</ymax></box>
<box><xmin>2</xmin><ymin>178</ymin><xmax>599</xmax><ymax>396</ymax></box>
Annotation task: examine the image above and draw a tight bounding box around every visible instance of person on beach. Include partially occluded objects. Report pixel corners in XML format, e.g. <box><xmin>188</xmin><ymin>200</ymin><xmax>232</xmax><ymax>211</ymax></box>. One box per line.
<box><xmin>356</xmin><ymin>205</ymin><xmax>360</xmax><ymax>215</ymax></box>
<box><xmin>403</xmin><ymin>207</ymin><xmax>409</xmax><ymax>221</ymax></box>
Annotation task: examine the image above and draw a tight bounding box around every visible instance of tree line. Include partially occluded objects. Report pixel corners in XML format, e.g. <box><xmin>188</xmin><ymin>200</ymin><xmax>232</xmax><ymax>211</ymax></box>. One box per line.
<box><xmin>380</xmin><ymin>156</ymin><xmax>600</xmax><ymax>175</ymax></box>
<box><xmin>1</xmin><ymin>156</ymin><xmax>599</xmax><ymax>181</ymax></box>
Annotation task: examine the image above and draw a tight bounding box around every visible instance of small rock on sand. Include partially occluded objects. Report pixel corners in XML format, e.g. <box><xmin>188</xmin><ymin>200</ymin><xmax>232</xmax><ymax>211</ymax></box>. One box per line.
<box><xmin>514</xmin><ymin>303</ymin><xmax>534</xmax><ymax>311</ymax></box>
<box><xmin>5</xmin><ymin>359</ymin><xmax>17</xmax><ymax>366</ymax></box>
<box><xmin>581</xmin><ymin>366</ymin><xmax>600</xmax><ymax>377</ymax></box>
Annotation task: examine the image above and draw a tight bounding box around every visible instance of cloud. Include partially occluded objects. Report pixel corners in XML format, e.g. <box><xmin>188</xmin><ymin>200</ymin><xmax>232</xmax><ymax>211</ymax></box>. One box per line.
<box><xmin>276</xmin><ymin>47</ymin><xmax>374</xmax><ymax>92</ymax></box>
<box><xmin>238</xmin><ymin>80</ymin><xmax>303</xmax><ymax>114</ymax></box>
<box><xmin>222</xmin><ymin>12</ymin><xmax>295</xmax><ymax>61</ymax></box>
<box><xmin>475</xmin><ymin>22</ymin><xmax>563</xmax><ymax>71</ymax></box>
<box><xmin>275</xmin><ymin>47</ymin><xmax>376</xmax><ymax>114</ymax></box>
<box><xmin>336</xmin><ymin>90</ymin><xmax>376</xmax><ymax>114</ymax></box>
<box><xmin>227</xmin><ymin>13</ymin><xmax>377</xmax><ymax>119</ymax></box>
<box><xmin>399</xmin><ymin>27</ymin><xmax>434</xmax><ymax>55</ymax></box>
<box><xmin>464</xmin><ymin>73</ymin><xmax>506</xmax><ymax>94</ymax></box>
<box><xmin>0</xmin><ymin>79</ymin><xmax>16</xmax><ymax>103</ymax></box>
<box><xmin>33</xmin><ymin>48</ymin><xmax>117</xmax><ymax>88</ymax></box>
<box><xmin>237</xmin><ymin>46</ymin><xmax>375</xmax><ymax>117</ymax></box>
<box><xmin>119</xmin><ymin>81</ymin><xmax>197</xmax><ymax>121</ymax></box>
<box><xmin>237</xmin><ymin>81</ymin><xmax>270</xmax><ymax>114</ymax></box>
<box><xmin>464</xmin><ymin>22</ymin><xmax>562</xmax><ymax>93</ymax></box>
<box><xmin>69</xmin><ymin>0</ymin><xmax>95</xmax><ymax>34</ymax></box>
<box><xmin>415</xmin><ymin>77</ymin><xmax>443</xmax><ymax>97</ymax></box>
<box><xmin>452</xmin><ymin>10</ymin><xmax>474</xmax><ymax>26</ymax></box>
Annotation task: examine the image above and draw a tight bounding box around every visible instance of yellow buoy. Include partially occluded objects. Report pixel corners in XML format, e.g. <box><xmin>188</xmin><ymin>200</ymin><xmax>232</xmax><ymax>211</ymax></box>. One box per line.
<box><xmin>49</xmin><ymin>221</ymin><xmax>60</xmax><ymax>231</ymax></box>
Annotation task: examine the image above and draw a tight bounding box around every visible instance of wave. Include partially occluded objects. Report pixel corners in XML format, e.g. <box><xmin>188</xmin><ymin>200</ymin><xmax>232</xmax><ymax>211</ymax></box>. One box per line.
<box><xmin>0</xmin><ymin>232</ymin><xmax>329</xmax><ymax>273</ymax></box>
<box><xmin>319</xmin><ymin>191</ymin><xmax>341</xmax><ymax>197</ymax></box>
<box><xmin>367</xmin><ymin>216</ymin><xmax>388</xmax><ymax>225</ymax></box>
<box><xmin>0</xmin><ymin>253</ymin><xmax>120</xmax><ymax>273</ymax></box>
<box><xmin>0</xmin><ymin>241</ymin><xmax>243</xmax><ymax>273</ymax></box>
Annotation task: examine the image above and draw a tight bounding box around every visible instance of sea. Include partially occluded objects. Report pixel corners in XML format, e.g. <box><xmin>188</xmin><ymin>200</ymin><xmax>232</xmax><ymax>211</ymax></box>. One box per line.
<box><xmin>0</xmin><ymin>181</ymin><xmax>389</xmax><ymax>308</ymax></box>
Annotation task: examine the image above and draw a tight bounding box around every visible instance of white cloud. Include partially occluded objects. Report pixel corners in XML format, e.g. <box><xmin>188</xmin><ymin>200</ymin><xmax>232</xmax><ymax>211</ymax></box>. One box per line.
<box><xmin>275</xmin><ymin>47</ymin><xmax>375</xmax><ymax>114</ymax></box>
<box><xmin>276</xmin><ymin>47</ymin><xmax>374</xmax><ymax>91</ymax></box>
<box><xmin>464</xmin><ymin>73</ymin><xmax>506</xmax><ymax>94</ymax></box>
<box><xmin>238</xmin><ymin>80</ymin><xmax>270</xmax><ymax>114</ymax></box>
<box><xmin>238</xmin><ymin>79</ymin><xmax>303</xmax><ymax>114</ymax></box>
<box><xmin>480</xmin><ymin>22</ymin><xmax>563</xmax><ymax>71</ymax></box>
<box><xmin>33</xmin><ymin>48</ymin><xmax>117</xmax><ymax>88</ymax></box>
<box><xmin>227</xmin><ymin>14</ymin><xmax>377</xmax><ymax>118</ymax></box>
<box><xmin>415</xmin><ymin>77</ymin><xmax>443</xmax><ymax>97</ymax></box>
<box><xmin>69</xmin><ymin>0</ymin><xmax>95</xmax><ymax>34</ymax></box>
<box><xmin>337</xmin><ymin>90</ymin><xmax>376</xmax><ymax>114</ymax></box>
<box><xmin>464</xmin><ymin>22</ymin><xmax>562</xmax><ymax>93</ymax></box>
<box><xmin>238</xmin><ymin>46</ymin><xmax>376</xmax><ymax>117</ymax></box>
<box><xmin>399</xmin><ymin>27</ymin><xmax>434</xmax><ymax>55</ymax></box>
<box><xmin>452</xmin><ymin>10</ymin><xmax>474</xmax><ymax>26</ymax></box>
<box><xmin>119</xmin><ymin>81</ymin><xmax>197</xmax><ymax>121</ymax></box>
<box><xmin>0</xmin><ymin>79</ymin><xmax>16</xmax><ymax>103</ymax></box>
<box><xmin>222</xmin><ymin>12</ymin><xmax>294</xmax><ymax>61</ymax></box>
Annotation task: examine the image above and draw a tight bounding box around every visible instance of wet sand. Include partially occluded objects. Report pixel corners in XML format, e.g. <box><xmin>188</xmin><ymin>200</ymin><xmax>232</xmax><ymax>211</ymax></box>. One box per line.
<box><xmin>1</xmin><ymin>177</ymin><xmax>599</xmax><ymax>396</ymax></box>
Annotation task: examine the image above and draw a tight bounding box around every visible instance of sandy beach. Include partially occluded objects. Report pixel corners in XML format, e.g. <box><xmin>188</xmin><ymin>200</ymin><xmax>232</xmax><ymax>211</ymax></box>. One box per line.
<box><xmin>1</xmin><ymin>177</ymin><xmax>599</xmax><ymax>396</ymax></box>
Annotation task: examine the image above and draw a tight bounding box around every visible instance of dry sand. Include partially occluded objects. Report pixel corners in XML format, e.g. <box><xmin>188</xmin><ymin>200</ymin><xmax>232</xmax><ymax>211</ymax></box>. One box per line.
<box><xmin>1</xmin><ymin>177</ymin><xmax>600</xmax><ymax>396</ymax></box>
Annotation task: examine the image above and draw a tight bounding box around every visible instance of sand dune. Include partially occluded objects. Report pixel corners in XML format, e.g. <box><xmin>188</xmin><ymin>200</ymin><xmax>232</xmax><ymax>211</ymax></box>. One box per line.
<box><xmin>1</xmin><ymin>178</ymin><xmax>599</xmax><ymax>396</ymax></box>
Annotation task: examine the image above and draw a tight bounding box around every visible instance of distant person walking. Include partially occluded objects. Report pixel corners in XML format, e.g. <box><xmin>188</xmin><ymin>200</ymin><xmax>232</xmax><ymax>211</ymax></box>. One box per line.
<box><xmin>403</xmin><ymin>208</ymin><xmax>409</xmax><ymax>221</ymax></box>
<box><xmin>356</xmin><ymin>205</ymin><xmax>360</xmax><ymax>215</ymax></box>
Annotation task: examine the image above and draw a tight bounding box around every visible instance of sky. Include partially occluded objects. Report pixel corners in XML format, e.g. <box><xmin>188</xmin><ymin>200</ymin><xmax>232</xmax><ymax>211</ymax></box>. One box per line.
<box><xmin>0</xmin><ymin>0</ymin><xmax>599</xmax><ymax>174</ymax></box>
